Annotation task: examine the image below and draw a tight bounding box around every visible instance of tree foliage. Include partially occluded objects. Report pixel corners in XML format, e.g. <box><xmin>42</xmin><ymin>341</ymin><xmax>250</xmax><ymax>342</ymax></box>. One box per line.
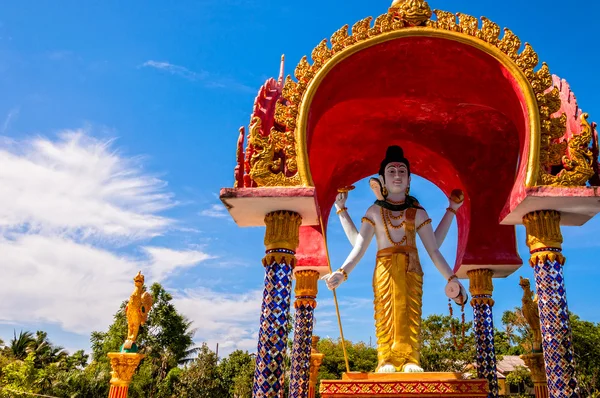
<box><xmin>1</xmin><ymin>284</ymin><xmax>599</xmax><ymax>397</ymax></box>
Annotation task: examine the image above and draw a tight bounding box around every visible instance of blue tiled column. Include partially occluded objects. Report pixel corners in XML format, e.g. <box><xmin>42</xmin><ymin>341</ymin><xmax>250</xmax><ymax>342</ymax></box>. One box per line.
<box><xmin>288</xmin><ymin>270</ymin><xmax>319</xmax><ymax>398</ymax></box>
<box><xmin>468</xmin><ymin>269</ymin><xmax>499</xmax><ymax>398</ymax></box>
<box><xmin>524</xmin><ymin>211</ymin><xmax>579</xmax><ymax>398</ymax></box>
<box><xmin>253</xmin><ymin>211</ymin><xmax>302</xmax><ymax>398</ymax></box>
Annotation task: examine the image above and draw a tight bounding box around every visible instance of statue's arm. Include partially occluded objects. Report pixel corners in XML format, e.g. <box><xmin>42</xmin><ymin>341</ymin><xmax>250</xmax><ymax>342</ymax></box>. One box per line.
<box><xmin>337</xmin><ymin>208</ymin><xmax>359</xmax><ymax>246</ymax></box>
<box><xmin>334</xmin><ymin>192</ymin><xmax>359</xmax><ymax>246</ymax></box>
<box><xmin>434</xmin><ymin>210</ymin><xmax>455</xmax><ymax>248</ymax></box>
<box><xmin>434</xmin><ymin>192</ymin><xmax>463</xmax><ymax>247</ymax></box>
<box><xmin>416</xmin><ymin>209</ymin><xmax>467</xmax><ymax>303</ymax></box>
<box><xmin>322</xmin><ymin>207</ymin><xmax>376</xmax><ymax>290</ymax></box>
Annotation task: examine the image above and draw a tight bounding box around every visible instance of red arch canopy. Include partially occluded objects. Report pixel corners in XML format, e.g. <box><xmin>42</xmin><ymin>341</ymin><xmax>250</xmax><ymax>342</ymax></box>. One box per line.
<box><xmin>300</xmin><ymin>36</ymin><xmax>529</xmax><ymax>274</ymax></box>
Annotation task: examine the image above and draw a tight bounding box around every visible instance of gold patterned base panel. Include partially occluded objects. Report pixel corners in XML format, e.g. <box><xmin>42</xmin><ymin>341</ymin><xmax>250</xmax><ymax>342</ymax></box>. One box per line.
<box><xmin>320</xmin><ymin>372</ymin><xmax>489</xmax><ymax>397</ymax></box>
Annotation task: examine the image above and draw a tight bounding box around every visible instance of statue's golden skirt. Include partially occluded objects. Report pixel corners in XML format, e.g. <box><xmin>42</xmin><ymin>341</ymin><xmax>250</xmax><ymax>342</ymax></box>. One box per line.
<box><xmin>373</xmin><ymin>246</ymin><xmax>423</xmax><ymax>372</ymax></box>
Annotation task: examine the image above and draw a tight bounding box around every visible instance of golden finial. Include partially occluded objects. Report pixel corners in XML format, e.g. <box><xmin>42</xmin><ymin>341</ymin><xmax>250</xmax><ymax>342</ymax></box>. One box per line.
<box><xmin>389</xmin><ymin>0</ymin><xmax>432</xmax><ymax>26</ymax></box>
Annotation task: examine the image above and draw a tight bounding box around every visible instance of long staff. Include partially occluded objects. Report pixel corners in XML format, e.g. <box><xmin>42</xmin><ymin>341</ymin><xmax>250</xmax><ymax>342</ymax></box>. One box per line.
<box><xmin>320</xmin><ymin>185</ymin><xmax>355</xmax><ymax>374</ymax></box>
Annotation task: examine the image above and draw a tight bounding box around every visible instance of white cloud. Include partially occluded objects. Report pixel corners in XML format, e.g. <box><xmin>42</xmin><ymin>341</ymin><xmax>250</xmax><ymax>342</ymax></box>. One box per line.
<box><xmin>0</xmin><ymin>234</ymin><xmax>138</xmax><ymax>334</ymax></box>
<box><xmin>174</xmin><ymin>288</ymin><xmax>263</xmax><ymax>354</ymax></box>
<box><xmin>141</xmin><ymin>61</ymin><xmax>207</xmax><ymax>81</ymax></box>
<box><xmin>141</xmin><ymin>60</ymin><xmax>254</xmax><ymax>93</ymax></box>
<box><xmin>2</xmin><ymin>107</ymin><xmax>19</xmax><ymax>134</ymax></box>
<box><xmin>0</xmin><ymin>129</ymin><xmax>263</xmax><ymax>357</ymax></box>
<box><xmin>0</xmin><ymin>130</ymin><xmax>174</xmax><ymax>241</ymax></box>
<box><xmin>144</xmin><ymin>246</ymin><xmax>215</xmax><ymax>280</ymax></box>
<box><xmin>199</xmin><ymin>204</ymin><xmax>228</xmax><ymax>218</ymax></box>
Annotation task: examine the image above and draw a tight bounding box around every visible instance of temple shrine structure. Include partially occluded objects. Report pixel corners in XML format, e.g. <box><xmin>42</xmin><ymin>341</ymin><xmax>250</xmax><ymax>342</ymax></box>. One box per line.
<box><xmin>219</xmin><ymin>1</ymin><xmax>600</xmax><ymax>397</ymax></box>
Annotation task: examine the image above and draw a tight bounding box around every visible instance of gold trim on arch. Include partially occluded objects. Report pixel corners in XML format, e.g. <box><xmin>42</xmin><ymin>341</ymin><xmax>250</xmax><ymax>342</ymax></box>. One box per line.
<box><xmin>295</xmin><ymin>28</ymin><xmax>541</xmax><ymax>187</ymax></box>
<box><xmin>274</xmin><ymin>7</ymin><xmax>567</xmax><ymax>188</ymax></box>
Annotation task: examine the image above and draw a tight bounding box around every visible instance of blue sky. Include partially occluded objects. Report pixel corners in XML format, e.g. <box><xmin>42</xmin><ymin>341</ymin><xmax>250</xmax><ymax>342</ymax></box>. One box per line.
<box><xmin>0</xmin><ymin>0</ymin><xmax>598</xmax><ymax>358</ymax></box>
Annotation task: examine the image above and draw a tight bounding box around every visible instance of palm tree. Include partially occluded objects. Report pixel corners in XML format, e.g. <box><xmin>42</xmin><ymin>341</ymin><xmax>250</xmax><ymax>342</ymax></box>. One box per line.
<box><xmin>9</xmin><ymin>330</ymin><xmax>34</xmax><ymax>360</ymax></box>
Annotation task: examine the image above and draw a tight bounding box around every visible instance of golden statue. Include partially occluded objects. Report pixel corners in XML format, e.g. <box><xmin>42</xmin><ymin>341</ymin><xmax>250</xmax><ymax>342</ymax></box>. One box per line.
<box><xmin>323</xmin><ymin>146</ymin><xmax>467</xmax><ymax>373</ymax></box>
<box><xmin>519</xmin><ymin>276</ymin><xmax>542</xmax><ymax>353</ymax></box>
<box><xmin>123</xmin><ymin>271</ymin><xmax>153</xmax><ymax>352</ymax></box>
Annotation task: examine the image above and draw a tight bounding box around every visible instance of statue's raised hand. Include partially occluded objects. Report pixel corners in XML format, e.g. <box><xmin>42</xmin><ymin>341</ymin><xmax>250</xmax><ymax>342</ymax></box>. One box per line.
<box><xmin>448</xmin><ymin>189</ymin><xmax>465</xmax><ymax>211</ymax></box>
<box><xmin>445</xmin><ymin>278</ymin><xmax>468</xmax><ymax>305</ymax></box>
<box><xmin>335</xmin><ymin>192</ymin><xmax>348</xmax><ymax>210</ymax></box>
<box><xmin>321</xmin><ymin>270</ymin><xmax>346</xmax><ymax>290</ymax></box>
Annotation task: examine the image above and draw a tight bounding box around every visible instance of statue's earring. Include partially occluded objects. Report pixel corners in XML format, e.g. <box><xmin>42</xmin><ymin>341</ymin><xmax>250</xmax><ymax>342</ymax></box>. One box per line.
<box><xmin>406</xmin><ymin>186</ymin><xmax>410</xmax><ymax>196</ymax></box>
<box><xmin>382</xmin><ymin>186</ymin><xmax>389</xmax><ymax>198</ymax></box>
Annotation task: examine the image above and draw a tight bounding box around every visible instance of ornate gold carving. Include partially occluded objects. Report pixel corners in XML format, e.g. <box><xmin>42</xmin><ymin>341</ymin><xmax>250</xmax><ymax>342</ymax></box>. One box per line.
<box><xmin>311</xmin><ymin>39</ymin><xmax>333</xmax><ymax>68</ymax></box>
<box><xmin>124</xmin><ymin>271</ymin><xmax>153</xmax><ymax>350</ymax></box>
<box><xmin>520</xmin><ymin>353</ymin><xmax>547</xmax><ymax>385</ymax></box>
<box><xmin>457</xmin><ymin>13</ymin><xmax>478</xmax><ymax>36</ymax></box>
<box><xmin>294</xmin><ymin>270</ymin><xmax>319</xmax><ymax>308</ymax></box>
<box><xmin>477</xmin><ymin>17</ymin><xmax>500</xmax><ymax>44</ymax></box>
<box><xmin>540</xmin><ymin>113</ymin><xmax>596</xmax><ymax>186</ymax></box>
<box><xmin>263</xmin><ymin>253</ymin><xmax>295</xmax><ymax>267</ymax></box>
<box><xmin>390</xmin><ymin>0</ymin><xmax>432</xmax><ymax>26</ymax></box>
<box><xmin>519</xmin><ymin>277</ymin><xmax>542</xmax><ymax>353</ymax></box>
<box><xmin>273</xmin><ymin>4</ymin><xmax>591</xmax><ymax>187</ymax></box>
<box><xmin>247</xmin><ymin>117</ymin><xmax>302</xmax><ymax>187</ymax></box>
<box><xmin>467</xmin><ymin>269</ymin><xmax>493</xmax><ymax>296</ymax></box>
<box><xmin>264</xmin><ymin>211</ymin><xmax>302</xmax><ymax>251</ymax></box>
<box><xmin>282</xmin><ymin>77</ymin><xmax>300</xmax><ymax>105</ymax></box>
<box><xmin>523</xmin><ymin>210</ymin><xmax>563</xmax><ymax>252</ymax></box>
<box><xmin>107</xmin><ymin>352</ymin><xmax>144</xmax><ymax>387</ymax></box>
<box><xmin>432</xmin><ymin>10</ymin><xmax>457</xmax><ymax>31</ymax></box>
<box><xmin>331</xmin><ymin>25</ymin><xmax>350</xmax><ymax>52</ymax></box>
<box><xmin>352</xmin><ymin>17</ymin><xmax>373</xmax><ymax>43</ymax></box>
<box><xmin>497</xmin><ymin>28</ymin><xmax>521</xmax><ymax>59</ymax></box>
<box><xmin>295</xmin><ymin>56</ymin><xmax>313</xmax><ymax>83</ymax></box>
<box><xmin>309</xmin><ymin>336</ymin><xmax>325</xmax><ymax>398</ymax></box>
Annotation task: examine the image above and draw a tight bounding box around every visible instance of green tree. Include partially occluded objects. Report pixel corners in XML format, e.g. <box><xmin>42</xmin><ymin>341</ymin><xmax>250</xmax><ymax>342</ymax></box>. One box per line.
<box><xmin>174</xmin><ymin>343</ymin><xmax>228</xmax><ymax>397</ymax></box>
<box><xmin>218</xmin><ymin>350</ymin><xmax>255</xmax><ymax>398</ymax></box>
<box><xmin>90</xmin><ymin>282</ymin><xmax>199</xmax><ymax>398</ymax></box>
<box><xmin>317</xmin><ymin>338</ymin><xmax>378</xmax><ymax>381</ymax></box>
<box><xmin>570</xmin><ymin>313</ymin><xmax>600</xmax><ymax>396</ymax></box>
<box><xmin>420</xmin><ymin>314</ymin><xmax>476</xmax><ymax>372</ymax></box>
<box><xmin>501</xmin><ymin>309</ymin><xmax>530</xmax><ymax>354</ymax></box>
<box><xmin>8</xmin><ymin>330</ymin><xmax>34</xmax><ymax>360</ymax></box>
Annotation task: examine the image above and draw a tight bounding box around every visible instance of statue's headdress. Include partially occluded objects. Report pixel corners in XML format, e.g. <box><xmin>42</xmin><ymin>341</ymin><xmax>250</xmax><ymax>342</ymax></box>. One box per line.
<box><xmin>379</xmin><ymin>145</ymin><xmax>410</xmax><ymax>176</ymax></box>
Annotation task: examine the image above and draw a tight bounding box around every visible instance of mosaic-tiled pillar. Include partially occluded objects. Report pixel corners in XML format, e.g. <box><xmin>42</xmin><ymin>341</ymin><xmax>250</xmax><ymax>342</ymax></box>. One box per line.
<box><xmin>523</xmin><ymin>211</ymin><xmax>579</xmax><ymax>398</ymax></box>
<box><xmin>522</xmin><ymin>353</ymin><xmax>549</xmax><ymax>398</ymax></box>
<box><xmin>468</xmin><ymin>269</ymin><xmax>499</xmax><ymax>398</ymax></box>
<box><xmin>107</xmin><ymin>353</ymin><xmax>144</xmax><ymax>398</ymax></box>
<box><xmin>253</xmin><ymin>211</ymin><xmax>302</xmax><ymax>398</ymax></box>
<box><xmin>308</xmin><ymin>336</ymin><xmax>325</xmax><ymax>398</ymax></box>
<box><xmin>288</xmin><ymin>270</ymin><xmax>319</xmax><ymax>398</ymax></box>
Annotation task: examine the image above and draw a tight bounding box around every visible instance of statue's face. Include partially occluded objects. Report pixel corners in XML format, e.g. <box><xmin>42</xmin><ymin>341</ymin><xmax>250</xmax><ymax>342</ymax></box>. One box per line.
<box><xmin>383</xmin><ymin>162</ymin><xmax>410</xmax><ymax>195</ymax></box>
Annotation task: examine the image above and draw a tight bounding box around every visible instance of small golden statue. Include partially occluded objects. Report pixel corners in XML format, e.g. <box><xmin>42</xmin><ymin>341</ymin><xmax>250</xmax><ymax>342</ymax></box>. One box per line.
<box><xmin>519</xmin><ymin>276</ymin><xmax>542</xmax><ymax>353</ymax></box>
<box><xmin>123</xmin><ymin>271</ymin><xmax>153</xmax><ymax>352</ymax></box>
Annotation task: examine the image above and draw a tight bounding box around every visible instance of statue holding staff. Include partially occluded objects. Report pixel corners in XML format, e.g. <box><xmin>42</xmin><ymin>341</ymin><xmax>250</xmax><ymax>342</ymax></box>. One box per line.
<box><xmin>322</xmin><ymin>145</ymin><xmax>467</xmax><ymax>373</ymax></box>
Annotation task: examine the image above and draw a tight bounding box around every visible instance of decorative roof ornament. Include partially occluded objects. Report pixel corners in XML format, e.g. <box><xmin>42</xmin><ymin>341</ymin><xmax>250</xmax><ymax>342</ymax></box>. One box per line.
<box><xmin>389</xmin><ymin>0</ymin><xmax>432</xmax><ymax>26</ymax></box>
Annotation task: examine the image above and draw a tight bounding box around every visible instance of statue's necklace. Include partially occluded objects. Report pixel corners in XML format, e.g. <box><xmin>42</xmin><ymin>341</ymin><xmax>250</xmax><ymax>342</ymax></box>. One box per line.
<box><xmin>380</xmin><ymin>207</ymin><xmax>407</xmax><ymax>246</ymax></box>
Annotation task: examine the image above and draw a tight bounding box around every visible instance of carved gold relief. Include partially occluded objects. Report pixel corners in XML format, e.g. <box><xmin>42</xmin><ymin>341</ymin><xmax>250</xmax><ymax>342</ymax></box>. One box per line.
<box><xmin>270</xmin><ymin>1</ymin><xmax>593</xmax><ymax>188</ymax></box>
<box><xmin>523</xmin><ymin>210</ymin><xmax>563</xmax><ymax>251</ymax></box>
<box><xmin>457</xmin><ymin>13</ymin><xmax>478</xmax><ymax>36</ymax></box>
<box><xmin>247</xmin><ymin>117</ymin><xmax>302</xmax><ymax>187</ymax></box>
<box><xmin>390</xmin><ymin>0</ymin><xmax>432</xmax><ymax>26</ymax></box>
<box><xmin>294</xmin><ymin>270</ymin><xmax>320</xmax><ymax>308</ymax></box>
<box><xmin>467</xmin><ymin>269</ymin><xmax>494</xmax><ymax>307</ymax></box>
<box><xmin>539</xmin><ymin>114</ymin><xmax>595</xmax><ymax>186</ymax></box>
<box><xmin>107</xmin><ymin>353</ymin><xmax>144</xmax><ymax>387</ymax></box>
<box><xmin>477</xmin><ymin>17</ymin><xmax>500</xmax><ymax>44</ymax></box>
<box><xmin>264</xmin><ymin>211</ymin><xmax>302</xmax><ymax>251</ymax></box>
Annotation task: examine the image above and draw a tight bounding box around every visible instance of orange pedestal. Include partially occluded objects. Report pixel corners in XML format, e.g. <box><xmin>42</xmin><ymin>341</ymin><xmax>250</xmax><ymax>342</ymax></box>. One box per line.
<box><xmin>320</xmin><ymin>373</ymin><xmax>489</xmax><ymax>397</ymax></box>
